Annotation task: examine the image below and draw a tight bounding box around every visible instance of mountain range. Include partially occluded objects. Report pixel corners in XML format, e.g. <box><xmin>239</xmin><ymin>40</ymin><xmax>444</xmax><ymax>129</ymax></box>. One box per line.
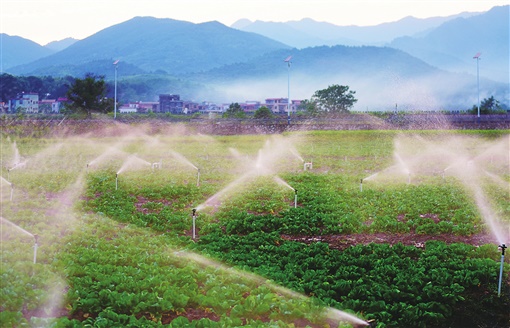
<box><xmin>232</xmin><ymin>11</ymin><xmax>480</xmax><ymax>47</ymax></box>
<box><xmin>2</xmin><ymin>5</ymin><xmax>508</xmax><ymax>110</ymax></box>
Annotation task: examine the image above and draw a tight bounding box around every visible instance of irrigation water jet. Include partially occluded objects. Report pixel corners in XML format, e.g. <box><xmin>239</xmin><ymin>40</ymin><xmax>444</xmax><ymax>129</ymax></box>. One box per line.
<box><xmin>192</xmin><ymin>208</ymin><xmax>197</xmax><ymax>240</ymax></box>
<box><xmin>498</xmin><ymin>244</ymin><xmax>507</xmax><ymax>297</ymax></box>
<box><xmin>290</xmin><ymin>147</ymin><xmax>304</xmax><ymax>163</ymax></box>
<box><xmin>117</xmin><ymin>154</ymin><xmax>152</xmax><ymax>176</ymax></box>
<box><xmin>169</xmin><ymin>149</ymin><xmax>198</xmax><ymax>170</ymax></box>
<box><xmin>0</xmin><ymin>217</ymin><xmax>38</xmax><ymax>263</ymax></box>
<box><xmin>195</xmin><ymin>173</ymin><xmax>253</xmax><ymax>212</ymax></box>
<box><xmin>173</xmin><ymin>250</ymin><xmax>368</xmax><ymax>327</ymax></box>
<box><xmin>1</xmin><ymin>217</ymin><xmax>34</xmax><ymax>237</ymax></box>
<box><xmin>273</xmin><ymin>176</ymin><xmax>297</xmax><ymax>208</ymax></box>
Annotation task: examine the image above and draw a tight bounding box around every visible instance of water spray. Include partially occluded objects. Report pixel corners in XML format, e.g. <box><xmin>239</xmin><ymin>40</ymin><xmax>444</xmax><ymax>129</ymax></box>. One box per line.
<box><xmin>294</xmin><ymin>189</ymin><xmax>298</xmax><ymax>208</ymax></box>
<box><xmin>115</xmin><ymin>173</ymin><xmax>118</xmax><ymax>190</ymax></box>
<box><xmin>33</xmin><ymin>234</ymin><xmax>39</xmax><ymax>264</ymax></box>
<box><xmin>1</xmin><ymin>217</ymin><xmax>37</xmax><ymax>263</ymax></box>
<box><xmin>498</xmin><ymin>244</ymin><xmax>507</xmax><ymax>297</ymax></box>
<box><xmin>192</xmin><ymin>208</ymin><xmax>197</xmax><ymax>240</ymax></box>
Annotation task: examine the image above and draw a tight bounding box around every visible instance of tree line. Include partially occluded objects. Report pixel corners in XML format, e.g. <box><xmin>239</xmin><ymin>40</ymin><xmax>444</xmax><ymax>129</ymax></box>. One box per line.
<box><xmin>2</xmin><ymin>73</ymin><xmax>506</xmax><ymax>117</ymax></box>
<box><xmin>0</xmin><ymin>73</ymin><xmax>74</xmax><ymax>103</ymax></box>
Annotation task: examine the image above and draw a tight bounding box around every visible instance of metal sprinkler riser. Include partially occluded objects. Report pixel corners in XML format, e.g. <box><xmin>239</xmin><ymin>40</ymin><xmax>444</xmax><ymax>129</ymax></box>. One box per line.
<box><xmin>499</xmin><ymin>244</ymin><xmax>507</xmax><ymax>255</ymax></box>
<box><xmin>497</xmin><ymin>244</ymin><xmax>507</xmax><ymax>297</ymax></box>
<box><xmin>33</xmin><ymin>234</ymin><xmax>39</xmax><ymax>264</ymax></box>
<box><xmin>192</xmin><ymin>209</ymin><xmax>197</xmax><ymax>239</ymax></box>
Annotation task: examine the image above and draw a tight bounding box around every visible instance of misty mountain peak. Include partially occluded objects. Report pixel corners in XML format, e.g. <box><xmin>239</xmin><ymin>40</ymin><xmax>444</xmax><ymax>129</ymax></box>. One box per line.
<box><xmin>231</xmin><ymin>18</ymin><xmax>253</xmax><ymax>29</ymax></box>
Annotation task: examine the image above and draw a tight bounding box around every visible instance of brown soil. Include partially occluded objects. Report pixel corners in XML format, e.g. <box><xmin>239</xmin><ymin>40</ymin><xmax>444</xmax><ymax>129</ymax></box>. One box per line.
<box><xmin>281</xmin><ymin>232</ymin><xmax>495</xmax><ymax>250</ymax></box>
<box><xmin>159</xmin><ymin>308</ymin><xmax>220</xmax><ymax>324</ymax></box>
<box><xmin>133</xmin><ymin>195</ymin><xmax>174</xmax><ymax>214</ymax></box>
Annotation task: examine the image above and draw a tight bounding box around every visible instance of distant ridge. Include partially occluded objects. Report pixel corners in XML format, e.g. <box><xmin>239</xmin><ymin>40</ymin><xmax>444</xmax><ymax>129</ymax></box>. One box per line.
<box><xmin>7</xmin><ymin>16</ymin><xmax>290</xmax><ymax>77</ymax></box>
<box><xmin>0</xmin><ymin>34</ymin><xmax>54</xmax><ymax>70</ymax></box>
<box><xmin>232</xmin><ymin>11</ymin><xmax>481</xmax><ymax>48</ymax></box>
<box><xmin>45</xmin><ymin>38</ymin><xmax>78</xmax><ymax>52</ymax></box>
<box><xmin>389</xmin><ymin>5</ymin><xmax>510</xmax><ymax>83</ymax></box>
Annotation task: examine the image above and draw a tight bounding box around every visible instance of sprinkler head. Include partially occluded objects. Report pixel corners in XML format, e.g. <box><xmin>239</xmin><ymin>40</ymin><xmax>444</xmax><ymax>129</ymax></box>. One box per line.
<box><xmin>192</xmin><ymin>208</ymin><xmax>196</xmax><ymax>216</ymax></box>
<box><xmin>34</xmin><ymin>234</ymin><xmax>39</xmax><ymax>244</ymax></box>
<box><xmin>116</xmin><ymin>173</ymin><xmax>118</xmax><ymax>178</ymax></box>
<box><xmin>294</xmin><ymin>189</ymin><xmax>298</xmax><ymax>195</ymax></box>
<box><xmin>499</xmin><ymin>244</ymin><xmax>507</xmax><ymax>255</ymax></box>
<box><xmin>360</xmin><ymin>178</ymin><xmax>363</xmax><ymax>184</ymax></box>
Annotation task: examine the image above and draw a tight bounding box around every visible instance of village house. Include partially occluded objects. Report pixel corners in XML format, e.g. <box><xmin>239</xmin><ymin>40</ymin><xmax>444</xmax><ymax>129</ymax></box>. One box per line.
<box><xmin>264</xmin><ymin>98</ymin><xmax>299</xmax><ymax>114</ymax></box>
<box><xmin>52</xmin><ymin>98</ymin><xmax>68</xmax><ymax>113</ymax></box>
<box><xmin>159</xmin><ymin>94</ymin><xmax>183</xmax><ymax>114</ymax></box>
<box><xmin>240</xmin><ymin>101</ymin><xmax>261</xmax><ymax>113</ymax></box>
<box><xmin>9</xmin><ymin>93</ymin><xmax>39</xmax><ymax>113</ymax></box>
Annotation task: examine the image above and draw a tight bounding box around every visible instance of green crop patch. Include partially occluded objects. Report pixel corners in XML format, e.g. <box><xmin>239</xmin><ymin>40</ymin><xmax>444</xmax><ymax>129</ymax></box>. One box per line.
<box><xmin>1</xmin><ymin>129</ymin><xmax>508</xmax><ymax>327</ymax></box>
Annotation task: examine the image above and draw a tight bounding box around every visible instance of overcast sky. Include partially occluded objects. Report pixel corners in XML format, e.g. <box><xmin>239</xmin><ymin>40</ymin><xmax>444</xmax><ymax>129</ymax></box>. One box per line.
<box><xmin>1</xmin><ymin>0</ymin><xmax>507</xmax><ymax>45</ymax></box>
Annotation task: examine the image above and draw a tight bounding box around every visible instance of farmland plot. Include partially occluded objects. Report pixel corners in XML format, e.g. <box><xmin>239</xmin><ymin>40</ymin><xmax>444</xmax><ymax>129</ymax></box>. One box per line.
<box><xmin>1</xmin><ymin>130</ymin><xmax>509</xmax><ymax>327</ymax></box>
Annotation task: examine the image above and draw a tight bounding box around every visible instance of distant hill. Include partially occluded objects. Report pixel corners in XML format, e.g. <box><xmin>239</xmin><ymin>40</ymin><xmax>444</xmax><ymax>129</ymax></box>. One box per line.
<box><xmin>231</xmin><ymin>11</ymin><xmax>480</xmax><ymax>48</ymax></box>
<box><xmin>7</xmin><ymin>17</ymin><xmax>290</xmax><ymax>77</ymax></box>
<box><xmin>45</xmin><ymin>38</ymin><xmax>78</xmax><ymax>51</ymax></box>
<box><xmin>389</xmin><ymin>5</ymin><xmax>509</xmax><ymax>83</ymax></box>
<box><xmin>0</xmin><ymin>34</ymin><xmax>54</xmax><ymax>70</ymax></box>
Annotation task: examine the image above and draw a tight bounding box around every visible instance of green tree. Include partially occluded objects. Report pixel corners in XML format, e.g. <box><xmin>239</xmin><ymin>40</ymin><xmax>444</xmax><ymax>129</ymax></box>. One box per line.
<box><xmin>65</xmin><ymin>74</ymin><xmax>109</xmax><ymax>118</ymax></box>
<box><xmin>470</xmin><ymin>96</ymin><xmax>504</xmax><ymax>115</ymax></box>
<box><xmin>222</xmin><ymin>102</ymin><xmax>246</xmax><ymax>118</ymax></box>
<box><xmin>253</xmin><ymin>106</ymin><xmax>273</xmax><ymax>119</ymax></box>
<box><xmin>311</xmin><ymin>84</ymin><xmax>357</xmax><ymax>114</ymax></box>
<box><xmin>298</xmin><ymin>99</ymin><xmax>320</xmax><ymax>117</ymax></box>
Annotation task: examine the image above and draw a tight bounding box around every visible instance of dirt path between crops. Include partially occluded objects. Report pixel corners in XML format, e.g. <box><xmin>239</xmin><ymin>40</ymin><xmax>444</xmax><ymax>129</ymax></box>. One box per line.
<box><xmin>280</xmin><ymin>232</ymin><xmax>496</xmax><ymax>250</ymax></box>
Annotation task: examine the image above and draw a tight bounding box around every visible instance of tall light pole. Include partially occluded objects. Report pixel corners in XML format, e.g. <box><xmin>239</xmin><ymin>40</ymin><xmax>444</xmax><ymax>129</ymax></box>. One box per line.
<box><xmin>284</xmin><ymin>56</ymin><xmax>292</xmax><ymax>125</ymax></box>
<box><xmin>473</xmin><ymin>53</ymin><xmax>481</xmax><ymax>118</ymax></box>
<box><xmin>113</xmin><ymin>60</ymin><xmax>119</xmax><ymax>119</ymax></box>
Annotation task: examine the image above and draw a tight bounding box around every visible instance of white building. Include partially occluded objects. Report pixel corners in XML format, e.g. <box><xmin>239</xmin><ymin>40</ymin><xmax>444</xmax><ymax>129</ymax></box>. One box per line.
<box><xmin>9</xmin><ymin>93</ymin><xmax>39</xmax><ymax>113</ymax></box>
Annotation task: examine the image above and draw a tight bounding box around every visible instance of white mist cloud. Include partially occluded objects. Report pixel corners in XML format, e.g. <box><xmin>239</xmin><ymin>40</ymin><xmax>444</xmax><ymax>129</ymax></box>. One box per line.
<box><xmin>205</xmin><ymin>68</ymin><xmax>490</xmax><ymax>111</ymax></box>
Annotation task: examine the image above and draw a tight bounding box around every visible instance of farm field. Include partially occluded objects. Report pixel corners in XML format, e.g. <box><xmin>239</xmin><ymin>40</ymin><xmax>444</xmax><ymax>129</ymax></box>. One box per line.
<box><xmin>1</xmin><ymin>128</ymin><xmax>509</xmax><ymax>327</ymax></box>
